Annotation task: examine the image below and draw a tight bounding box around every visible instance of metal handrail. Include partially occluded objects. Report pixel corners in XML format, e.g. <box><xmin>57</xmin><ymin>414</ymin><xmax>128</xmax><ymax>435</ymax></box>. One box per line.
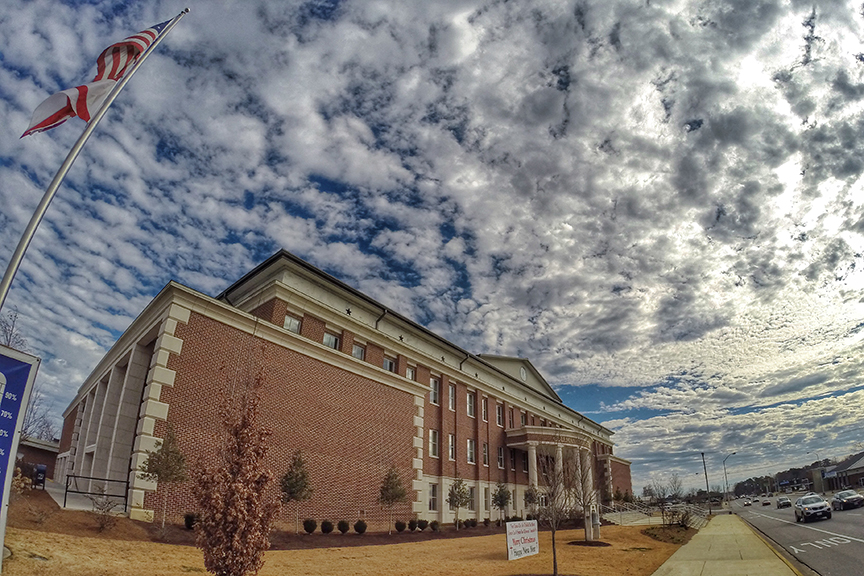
<box><xmin>64</xmin><ymin>474</ymin><xmax>130</xmax><ymax>512</ymax></box>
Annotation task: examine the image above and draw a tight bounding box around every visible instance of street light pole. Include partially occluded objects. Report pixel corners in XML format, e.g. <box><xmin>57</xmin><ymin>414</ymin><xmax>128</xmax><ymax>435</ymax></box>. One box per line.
<box><xmin>702</xmin><ymin>452</ymin><xmax>711</xmax><ymax>515</ymax></box>
<box><xmin>723</xmin><ymin>452</ymin><xmax>737</xmax><ymax>505</ymax></box>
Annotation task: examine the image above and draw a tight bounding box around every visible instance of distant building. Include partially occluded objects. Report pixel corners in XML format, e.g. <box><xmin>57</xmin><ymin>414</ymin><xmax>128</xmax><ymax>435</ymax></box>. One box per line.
<box><xmin>57</xmin><ymin>250</ymin><xmax>631</xmax><ymax>525</ymax></box>
<box><xmin>18</xmin><ymin>437</ymin><xmax>59</xmax><ymax>480</ymax></box>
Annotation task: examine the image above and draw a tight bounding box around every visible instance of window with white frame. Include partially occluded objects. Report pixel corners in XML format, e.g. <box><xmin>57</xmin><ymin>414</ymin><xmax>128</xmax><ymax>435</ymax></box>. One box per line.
<box><xmin>383</xmin><ymin>356</ymin><xmax>396</xmax><ymax>373</ymax></box>
<box><xmin>482</xmin><ymin>398</ymin><xmax>488</xmax><ymax>421</ymax></box>
<box><xmin>430</xmin><ymin>377</ymin><xmax>440</xmax><ymax>405</ymax></box>
<box><xmin>520</xmin><ymin>411</ymin><xmax>527</xmax><ymax>426</ymax></box>
<box><xmin>406</xmin><ymin>366</ymin><xmax>416</xmax><ymax>381</ymax></box>
<box><xmin>522</xmin><ymin>451</ymin><xmax>529</xmax><ymax>473</ymax></box>
<box><xmin>484</xmin><ymin>487</ymin><xmax>490</xmax><ymax>511</ymax></box>
<box><xmin>497</xmin><ymin>446</ymin><xmax>504</xmax><ymax>469</ymax></box>
<box><xmin>448</xmin><ymin>384</ymin><xmax>456</xmax><ymax>411</ymax></box>
<box><xmin>448</xmin><ymin>434</ymin><xmax>456</xmax><ymax>460</ymax></box>
<box><xmin>496</xmin><ymin>404</ymin><xmax>504</xmax><ymax>427</ymax></box>
<box><xmin>283</xmin><ymin>315</ymin><xmax>301</xmax><ymax>334</ymax></box>
<box><xmin>510</xmin><ymin>449</ymin><xmax>516</xmax><ymax>471</ymax></box>
<box><xmin>468</xmin><ymin>487</ymin><xmax>476</xmax><ymax>511</ymax></box>
<box><xmin>483</xmin><ymin>442</ymin><xmax>489</xmax><ymax>466</ymax></box>
<box><xmin>323</xmin><ymin>332</ymin><xmax>340</xmax><ymax>350</ymax></box>
<box><xmin>429</xmin><ymin>483</ymin><xmax>438</xmax><ymax>511</ymax></box>
<box><xmin>508</xmin><ymin>408</ymin><xmax>514</xmax><ymax>428</ymax></box>
<box><xmin>429</xmin><ymin>429</ymin><xmax>439</xmax><ymax>458</ymax></box>
<box><xmin>467</xmin><ymin>439</ymin><xmax>476</xmax><ymax>464</ymax></box>
<box><xmin>467</xmin><ymin>393</ymin><xmax>475</xmax><ymax>417</ymax></box>
<box><xmin>352</xmin><ymin>343</ymin><xmax>365</xmax><ymax>360</ymax></box>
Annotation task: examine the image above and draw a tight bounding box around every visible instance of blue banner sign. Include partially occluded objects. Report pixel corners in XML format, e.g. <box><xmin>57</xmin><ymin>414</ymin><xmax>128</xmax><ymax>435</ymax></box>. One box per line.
<box><xmin>0</xmin><ymin>345</ymin><xmax>39</xmax><ymax>570</ymax></box>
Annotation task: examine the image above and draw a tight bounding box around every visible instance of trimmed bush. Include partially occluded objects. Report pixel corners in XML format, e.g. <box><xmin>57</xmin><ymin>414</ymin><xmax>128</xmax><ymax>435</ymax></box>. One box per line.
<box><xmin>303</xmin><ymin>519</ymin><xmax>317</xmax><ymax>534</ymax></box>
<box><xmin>184</xmin><ymin>513</ymin><xmax>197</xmax><ymax>530</ymax></box>
<box><xmin>321</xmin><ymin>520</ymin><xmax>334</xmax><ymax>534</ymax></box>
<box><xmin>337</xmin><ymin>520</ymin><xmax>350</xmax><ymax>534</ymax></box>
<box><xmin>408</xmin><ymin>519</ymin><xmax>418</xmax><ymax>532</ymax></box>
<box><xmin>395</xmin><ymin>520</ymin><xmax>406</xmax><ymax>533</ymax></box>
<box><xmin>417</xmin><ymin>519</ymin><xmax>428</xmax><ymax>531</ymax></box>
<box><xmin>430</xmin><ymin>520</ymin><xmax>440</xmax><ymax>532</ymax></box>
<box><xmin>483</xmin><ymin>518</ymin><xmax>490</xmax><ymax>527</ymax></box>
<box><xmin>354</xmin><ymin>519</ymin><xmax>367</xmax><ymax>534</ymax></box>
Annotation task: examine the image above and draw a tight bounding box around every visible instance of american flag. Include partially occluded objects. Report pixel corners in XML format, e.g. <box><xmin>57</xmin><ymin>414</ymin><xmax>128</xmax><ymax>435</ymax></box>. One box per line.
<box><xmin>22</xmin><ymin>20</ymin><xmax>170</xmax><ymax>137</ymax></box>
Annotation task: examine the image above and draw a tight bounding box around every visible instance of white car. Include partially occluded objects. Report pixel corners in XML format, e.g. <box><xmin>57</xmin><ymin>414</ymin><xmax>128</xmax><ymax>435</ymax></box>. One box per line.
<box><xmin>794</xmin><ymin>495</ymin><xmax>831</xmax><ymax>522</ymax></box>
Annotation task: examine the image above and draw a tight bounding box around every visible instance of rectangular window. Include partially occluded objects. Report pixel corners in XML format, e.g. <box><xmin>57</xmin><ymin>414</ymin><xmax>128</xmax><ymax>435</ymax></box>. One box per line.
<box><xmin>520</xmin><ymin>412</ymin><xmax>527</xmax><ymax>426</ymax></box>
<box><xmin>496</xmin><ymin>404</ymin><xmax>504</xmax><ymax>427</ymax></box>
<box><xmin>448</xmin><ymin>434</ymin><xmax>456</xmax><ymax>460</ymax></box>
<box><xmin>522</xmin><ymin>452</ymin><xmax>529</xmax><ymax>473</ymax></box>
<box><xmin>497</xmin><ymin>447</ymin><xmax>505</xmax><ymax>469</ymax></box>
<box><xmin>510</xmin><ymin>449</ymin><xmax>516</xmax><ymax>471</ymax></box>
<box><xmin>383</xmin><ymin>356</ymin><xmax>396</xmax><ymax>373</ymax></box>
<box><xmin>484</xmin><ymin>487</ymin><xmax>490</xmax><ymax>511</ymax></box>
<box><xmin>448</xmin><ymin>384</ymin><xmax>456</xmax><ymax>411</ymax></box>
<box><xmin>467</xmin><ymin>393</ymin><xmax>475</xmax><ymax>417</ymax></box>
<box><xmin>430</xmin><ymin>378</ymin><xmax>440</xmax><ymax>405</ymax></box>
<box><xmin>467</xmin><ymin>439</ymin><xmax>476</xmax><ymax>464</ymax></box>
<box><xmin>406</xmin><ymin>366</ymin><xmax>416</xmax><ymax>381</ymax></box>
<box><xmin>352</xmin><ymin>344</ymin><xmax>365</xmax><ymax>360</ymax></box>
<box><xmin>468</xmin><ymin>487</ymin><xmax>476</xmax><ymax>511</ymax></box>
<box><xmin>482</xmin><ymin>398</ymin><xmax>488</xmax><ymax>421</ymax></box>
<box><xmin>429</xmin><ymin>483</ymin><xmax>438</xmax><ymax>511</ymax></box>
<box><xmin>323</xmin><ymin>332</ymin><xmax>340</xmax><ymax>350</ymax></box>
<box><xmin>283</xmin><ymin>315</ymin><xmax>301</xmax><ymax>334</ymax></box>
<box><xmin>483</xmin><ymin>442</ymin><xmax>489</xmax><ymax>466</ymax></box>
<box><xmin>429</xmin><ymin>429</ymin><xmax>439</xmax><ymax>458</ymax></box>
<box><xmin>508</xmin><ymin>409</ymin><xmax>514</xmax><ymax>428</ymax></box>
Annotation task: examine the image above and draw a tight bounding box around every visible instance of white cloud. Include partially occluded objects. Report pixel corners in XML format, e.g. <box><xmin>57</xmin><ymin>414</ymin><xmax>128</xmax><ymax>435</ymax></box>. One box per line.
<box><xmin>3</xmin><ymin>0</ymin><xmax>864</xmax><ymax>490</ymax></box>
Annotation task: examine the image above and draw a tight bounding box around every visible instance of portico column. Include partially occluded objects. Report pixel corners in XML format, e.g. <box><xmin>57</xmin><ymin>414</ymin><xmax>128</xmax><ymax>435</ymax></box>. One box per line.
<box><xmin>528</xmin><ymin>443</ymin><xmax>538</xmax><ymax>486</ymax></box>
<box><xmin>555</xmin><ymin>444</ymin><xmax>563</xmax><ymax>477</ymax></box>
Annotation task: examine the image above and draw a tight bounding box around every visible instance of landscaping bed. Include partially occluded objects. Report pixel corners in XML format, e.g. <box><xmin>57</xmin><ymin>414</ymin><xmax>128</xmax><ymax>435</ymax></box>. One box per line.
<box><xmin>5</xmin><ymin>490</ymin><xmax>685</xmax><ymax>576</ymax></box>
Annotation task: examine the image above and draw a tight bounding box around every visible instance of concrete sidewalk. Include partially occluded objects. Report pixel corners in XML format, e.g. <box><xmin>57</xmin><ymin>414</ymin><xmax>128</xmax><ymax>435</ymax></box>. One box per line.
<box><xmin>650</xmin><ymin>514</ymin><xmax>800</xmax><ymax>576</ymax></box>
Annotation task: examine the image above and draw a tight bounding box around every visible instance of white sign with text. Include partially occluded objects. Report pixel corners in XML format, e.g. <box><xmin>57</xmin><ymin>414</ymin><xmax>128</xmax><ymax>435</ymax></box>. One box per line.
<box><xmin>506</xmin><ymin>520</ymin><xmax>539</xmax><ymax>560</ymax></box>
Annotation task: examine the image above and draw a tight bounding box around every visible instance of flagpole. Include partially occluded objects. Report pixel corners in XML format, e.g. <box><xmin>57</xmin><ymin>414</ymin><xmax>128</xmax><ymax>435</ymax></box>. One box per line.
<box><xmin>0</xmin><ymin>8</ymin><xmax>190</xmax><ymax>313</ymax></box>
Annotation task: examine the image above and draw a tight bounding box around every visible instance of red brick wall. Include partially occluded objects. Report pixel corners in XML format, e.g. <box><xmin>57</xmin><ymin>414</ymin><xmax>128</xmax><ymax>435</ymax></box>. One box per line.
<box><xmin>151</xmin><ymin>312</ymin><xmax>417</xmax><ymax>531</ymax></box>
<box><xmin>611</xmin><ymin>460</ymin><xmax>632</xmax><ymax>497</ymax></box>
<box><xmin>18</xmin><ymin>445</ymin><xmax>57</xmax><ymax>479</ymax></box>
<box><xmin>59</xmin><ymin>406</ymin><xmax>77</xmax><ymax>454</ymax></box>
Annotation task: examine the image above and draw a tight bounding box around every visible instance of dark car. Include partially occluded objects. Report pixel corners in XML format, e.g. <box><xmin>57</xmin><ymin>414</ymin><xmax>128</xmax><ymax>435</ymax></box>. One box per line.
<box><xmin>831</xmin><ymin>490</ymin><xmax>864</xmax><ymax>510</ymax></box>
<box><xmin>744</xmin><ymin>499</ymin><xmax>752</xmax><ymax>506</ymax></box>
<box><xmin>777</xmin><ymin>496</ymin><xmax>792</xmax><ymax>509</ymax></box>
<box><xmin>795</xmin><ymin>495</ymin><xmax>832</xmax><ymax>522</ymax></box>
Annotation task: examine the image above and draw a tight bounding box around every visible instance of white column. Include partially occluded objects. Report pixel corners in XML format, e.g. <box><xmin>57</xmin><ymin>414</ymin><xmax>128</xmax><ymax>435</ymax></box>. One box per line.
<box><xmin>528</xmin><ymin>443</ymin><xmax>538</xmax><ymax>486</ymax></box>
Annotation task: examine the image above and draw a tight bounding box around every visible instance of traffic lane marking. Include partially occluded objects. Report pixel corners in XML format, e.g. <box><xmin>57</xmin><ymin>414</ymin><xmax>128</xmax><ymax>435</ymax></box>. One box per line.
<box><xmin>749</xmin><ymin>510</ymin><xmax>864</xmax><ymax>545</ymax></box>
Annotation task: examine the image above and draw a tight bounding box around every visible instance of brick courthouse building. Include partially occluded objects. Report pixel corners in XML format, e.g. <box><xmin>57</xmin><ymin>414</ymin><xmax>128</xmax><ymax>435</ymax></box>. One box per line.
<box><xmin>57</xmin><ymin>250</ymin><xmax>631</xmax><ymax>526</ymax></box>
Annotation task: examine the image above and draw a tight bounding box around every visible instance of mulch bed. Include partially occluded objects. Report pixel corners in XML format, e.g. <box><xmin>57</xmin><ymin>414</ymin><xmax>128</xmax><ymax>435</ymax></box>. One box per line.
<box><xmin>11</xmin><ymin>490</ymin><xmax>603</xmax><ymax>551</ymax></box>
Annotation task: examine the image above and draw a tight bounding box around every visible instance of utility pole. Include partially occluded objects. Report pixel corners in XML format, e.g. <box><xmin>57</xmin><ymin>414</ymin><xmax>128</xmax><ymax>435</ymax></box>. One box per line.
<box><xmin>702</xmin><ymin>452</ymin><xmax>711</xmax><ymax>515</ymax></box>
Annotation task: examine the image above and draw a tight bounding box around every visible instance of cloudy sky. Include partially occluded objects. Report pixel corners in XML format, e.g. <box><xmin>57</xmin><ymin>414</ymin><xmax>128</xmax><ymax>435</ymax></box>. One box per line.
<box><xmin>4</xmin><ymin>0</ymin><xmax>864</xmax><ymax>492</ymax></box>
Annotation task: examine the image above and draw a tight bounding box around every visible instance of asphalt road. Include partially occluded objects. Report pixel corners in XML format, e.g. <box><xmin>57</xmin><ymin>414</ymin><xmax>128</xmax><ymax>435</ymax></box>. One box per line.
<box><xmin>731</xmin><ymin>496</ymin><xmax>864</xmax><ymax>576</ymax></box>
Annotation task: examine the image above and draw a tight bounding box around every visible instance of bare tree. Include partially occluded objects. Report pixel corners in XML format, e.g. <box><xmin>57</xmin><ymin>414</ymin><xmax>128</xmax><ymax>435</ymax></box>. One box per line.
<box><xmin>0</xmin><ymin>309</ymin><xmax>57</xmax><ymax>441</ymax></box>
<box><xmin>668</xmin><ymin>473</ymin><xmax>683</xmax><ymax>501</ymax></box>
<box><xmin>0</xmin><ymin>308</ymin><xmax>28</xmax><ymax>352</ymax></box>
<box><xmin>564</xmin><ymin>446</ymin><xmax>597</xmax><ymax>542</ymax></box>
<box><xmin>536</xmin><ymin>448</ymin><xmax>569</xmax><ymax>576</ymax></box>
<box><xmin>22</xmin><ymin>381</ymin><xmax>57</xmax><ymax>441</ymax></box>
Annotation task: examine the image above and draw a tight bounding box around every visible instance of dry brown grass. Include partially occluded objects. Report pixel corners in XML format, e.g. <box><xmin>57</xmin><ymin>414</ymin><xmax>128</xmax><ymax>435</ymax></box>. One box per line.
<box><xmin>4</xmin><ymin>490</ymin><xmax>687</xmax><ymax>576</ymax></box>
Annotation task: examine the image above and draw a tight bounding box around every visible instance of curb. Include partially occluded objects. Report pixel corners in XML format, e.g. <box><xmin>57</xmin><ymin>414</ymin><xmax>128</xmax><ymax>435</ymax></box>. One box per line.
<box><xmin>737</xmin><ymin>515</ymin><xmax>813</xmax><ymax>576</ymax></box>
